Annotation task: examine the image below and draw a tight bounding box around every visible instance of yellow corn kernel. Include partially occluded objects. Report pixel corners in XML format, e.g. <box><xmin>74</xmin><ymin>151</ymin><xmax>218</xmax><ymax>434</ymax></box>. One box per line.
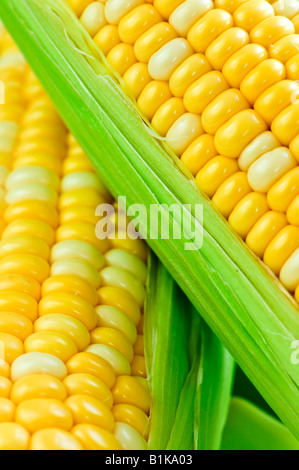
<box><xmin>56</xmin><ymin>222</ymin><xmax>110</xmax><ymax>254</ymax></box>
<box><xmin>0</xmin><ymin>377</ymin><xmax>12</xmax><ymax>398</ymax></box>
<box><xmin>246</xmin><ymin>211</ymin><xmax>288</xmax><ymax>258</ymax></box>
<box><xmin>51</xmin><ymin>259</ymin><xmax>101</xmax><ymax>289</ymax></box>
<box><xmin>30</xmin><ymin>428</ymin><xmax>84</xmax><ymax>450</ymax></box>
<box><xmin>0</xmin><ymin>423</ymin><xmax>30</xmax><ymax>450</ymax></box>
<box><xmin>66</xmin><ymin>0</ymin><xmax>93</xmax><ymax>17</ymax></box>
<box><xmin>39</xmin><ymin>293</ymin><xmax>97</xmax><ymax>331</ymax></box>
<box><xmin>96</xmin><ymin>305</ymin><xmax>137</xmax><ymax>345</ymax></box>
<box><xmin>215</xmin><ymin>110</ymin><xmax>267</xmax><ymax>159</ymax></box>
<box><xmin>98</xmin><ymin>287</ymin><xmax>141</xmax><ymax>327</ymax></box>
<box><xmin>62</xmin><ymin>172</ymin><xmax>110</xmax><ymax>199</ymax></box>
<box><xmin>63</xmin><ymin>373</ymin><xmax>113</xmax><ymax>409</ymax></box>
<box><xmin>118</xmin><ymin>4</ymin><xmax>162</xmax><ymax>44</ymax></box>
<box><xmin>223</xmin><ymin>43</ymin><xmax>268</xmax><ymax>89</ymax></box>
<box><xmin>42</xmin><ymin>275</ymin><xmax>98</xmax><ymax>307</ymax></box>
<box><xmin>0</xmin><ymin>398</ymin><xmax>15</xmax><ymax>422</ymax></box>
<box><xmin>94</xmin><ymin>25</ymin><xmax>120</xmax><ymax>56</ymax></box>
<box><xmin>280</xmin><ymin>249</ymin><xmax>299</xmax><ymax>291</ymax></box>
<box><xmin>134</xmin><ymin>335</ymin><xmax>144</xmax><ymax>356</ymax></box>
<box><xmin>114</xmin><ymin>422</ymin><xmax>147</xmax><ymax>450</ymax></box>
<box><xmin>34</xmin><ymin>314</ymin><xmax>90</xmax><ymax>352</ymax></box>
<box><xmin>11</xmin><ymin>374</ymin><xmax>67</xmax><ymax>405</ymax></box>
<box><xmin>270</xmin><ymin>35</ymin><xmax>299</xmax><ymax>64</ymax></box>
<box><xmin>166</xmin><ymin>113</ymin><xmax>203</xmax><ymax>156</ymax></box>
<box><xmin>187</xmin><ymin>9</ymin><xmax>233</xmax><ymax>53</ymax></box>
<box><xmin>66</xmin><ymin>352</ymin><xmax>115</xmax><ymax>389</ymax></box>
<box><xmin>184</xmin><ymin>71</ymin><xmax>229</xmax><ymax>114</ymax></box>
<box><xmin>62</xmin><ymin>155</ymin><xmax>94</xmax><ymax>175</ymax></box>
<box><xmin>272</xmin><ymin>102</ymin><xmax>299</xmax><ymax>146</ymax></box>
<box><xmin>108</xmin><ymin>233</ymin><xmax>148</xmax><ymax>263</ymax></box>
<box><xmin>254</xmin><ymin>80</ymin><xmax>299</xmax><ymax>126</ymax></box>
<box><xmin>263</xmin><ymin>225</ymin><xmax>299</xmax><ymax>274</ymax></box>
<box><xmin>131</xmin><ymin>355</ymin><xmax>146</xmax><ymax>377</ymax></box>
<box><xmin>123</xmin><ymin>63</ymin><xmax>151</xmax><ymax>100</ymax></box>
<box><xmin>196</xmin><ymin>156</ymin><xmax>239</xmax><ymax>198</ymax></box>
<box><xmin>233</xmin><ymin>0</ymin><xmax>274</xmax><ymax>31</ymax></box>
<box><xmin>287</xmin><ymin>195</ymin><xmax>299</xmax><ymax>226</ymax></box>
<box><xmin>107</xmin><ymin>44</ymin><xmax>137</xmax><ymax>76</ymax></box>
<box><xmin>0</xmin><ymin>236</ymin><xmax>50</xmax><ymax>261</ymax></box>
<box><xmin>250</xmin><ymin>16</ymin><xmax>295</xmax><ymax>49</ymax></box>
<box><xmin>286</xmin><ymin>54</ymin><xmax>299</xmax><ymax>80</ymax></box>
<box><xmin>267</xmin><ymin>167</ymin><xmax>299</xmax><ymax>213</ymax></box>
<box><xmin>5</xmin><ymin>184</ymin><xmax>58</xmax><ymax>207</ymax></box>
<box><xmin>15</xmin><ymin>398</ymin><xmax>73</xmax><ymax>433</ymax></box>
<box><xmin>292</xmin><ymin>14</ymin><xmax>299</xmax><ymax>33</ymax></box>
<box><xmin>134</xmin><ymin>22</ymin><xmax>177</xmax><ymax>63</ymax></box>
<box><xmin>153</xmin><ymin>0</ymin><xmax>184</xmax><ymax>20</ymax></box>
<box><xmin>100</xmin><ymin>266</ymin><xmax>145</xmax><ymax>308</ymax></box>
<box><xmin>169</xmin><ymin>53</ymin><xmax>211</xmax><ymax>98</ymax></box>
<box><xmin>202</xmin><ymin>89</ymin><xmax>249</xmax><ymax>135</ymax></box>
<box><xmin>206</xmin><ymin>27</ymin><xmax>249</xmax><ymax>71</ymax></box>
<box><xmin>60</xmin><ymin>206</ymin><xmax>99</xmax><ymax>225</ymax></box>
<box><xmin>0</xmin><ymin>291</ymin><xmax>37</xmax><ymax>322</ymax></box>
<box><xmin>24</xmin><ymin>332</ymin><xmax>78</xmax><ymax>363</ymax></box>
<box><xmin>148</xmin><ymin>38</ymin><xmax>193</xmax><ymax>81</ymax></box>
<box><xmin>112</xmin><ymin>376</ymin><xmax>151</xmax><ymax>415</ymax></box>
<box><xmin>0</xmin><ymin>254</ymin><xmax>49</xmax><ymax>283</ymax></box>
<box><xmin>90</xmin><ymin>327</ymin><xmax>134</xmax><ymax>363</ymax></box>
<box><xmin>181</xmin><ymin>134</ymin><xmax>217</xmax><ymax>176</ymax></box>
<box><xmin>0</xmin><ymin>312</ymin><xmax>33</xmax><ymax>342</ymax></box>
<box><xmin>86</xmin><ymin>343</ymin><xmax>131</xmax><ymax>376</ymax></box>
<box><xmin>240</xmin><ymin>59</ymin><xmax>286</xmax><ymax>105</ymax></box>
<box><xmin>113</xmin><ymin>404</ymin><xmax>148</xmax><ymax>438</ymax></box>
<box><xmin>2</xmin><ymin>220</ymin><xmax>55</xmax><ymax>247</ymax></box>
<box><xmin>51</xmin><ymin>240</ymin><xmax>104</xmax><ymax>271</ymax></box>
<box><xmin>290</xmin><ymin>135</ymin><xmax>299</xmax><ymax>163</ymax></box>
<box><xmin>238</xmin><ymin>131</ymin><xmax>280</xmax><ymax>171</ymax></box>
<box><xmin>59</xmin><ymin>188</ymin><xmax>105</xmax><ymax>209</ymax></box>
<box><xmin>65</xmin><ymin>394</ymin><xmax>114</xmax><ymax>430</ymax></box>
<box><xmin>105</xmin><ymin>0</ymin><xmax>144</xmax><ymax>25</ymax></box>
<box><xmin>11</xmin><ymin>352</ymin><xmax>68</xmax><ymax>382</ymax></box>
<box><xmin>214</xmin><ymin>0</ymin><xmax>248</xmax><ymax>13</ymax></box>
<box><xmin>212</xmin><ymin>172</ymin><xmax>251</xmax><ymax>219</ymax></box>
<box><xmin>169</xmin><ymin>0</ymin><xmax>213</xmax><ymax>37</ymax></box>
<box><xmin>5</xmin><ymin>166</ymin><xmax>59</xmax><ymax>191</ymax></box>
<box><xmin>138</xmin><ymin>80</ymin><xmax>172</xmax><ymax>121</ymax></box>
<box><xmin>151</xmin><ymin>97</ymin><xmax>185</xmax><ymax>136</ymax></box>
<box><xmin>229</xmin><ymin>192</ymin><xmax>269</xmax><ymax>239</ymax></box>
<box><xmin>105</xmin><ymin>249</ymin><xmax>147</xmax><ymax>284</ymax></box>
<box><xmin>13</xmin><ymin>154</ymin><xmax>62</xmax><ymax>175</ymax></box>
<box><xmin>4</xmin><ymin>201</ymin><xmax>58</xmax><ymax>228</ymax></box>
<box><xmin>247</xmin><ymin>147</ymin><xmax>296</xmax><ymax>193</ymax></box>
<box><xmin>80</xmin><ymin>2</ymin><xmax>106</xmax><ymax>37</ymax></box>
<box><xmin>72</xmin><ymin>423</ymin><xmax>122</xmax><ymax>450</ymax></box>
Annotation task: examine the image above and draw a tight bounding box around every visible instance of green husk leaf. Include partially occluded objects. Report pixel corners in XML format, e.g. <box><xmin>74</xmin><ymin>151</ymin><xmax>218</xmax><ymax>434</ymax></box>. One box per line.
<box><xmin>146</xmin><ymin>257</ymin><xmax>234</xmax><ymax>450</ymax></box>
<box><xmin>2</xmin><ymin>0</ymin><xmax>299</xmax><ymax>438</ymax></box>
<box><xmin>195</xmin><ymin>322</ymin><xmax>235</xmax><ymax>450</ymax></box>
<box><xmin>222</xmin><ymin>398</ymin><xmax>299</xmax><ymax>450</ymax></box>
<box><xmin>145</xmin><ymin>254</ymin><xmax>191</xmax><ymax>450</ymax></box>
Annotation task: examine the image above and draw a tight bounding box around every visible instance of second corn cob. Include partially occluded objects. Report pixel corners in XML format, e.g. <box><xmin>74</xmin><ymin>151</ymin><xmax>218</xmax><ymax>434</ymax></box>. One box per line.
<box><xmin>67</xmin><ymin>0</ymin><xmax>299</xmax><ymax>304</ymax></box>
<box><xmin>0</xmin><ymin>37</ymin><xmax>150</xmax><ymax>450</ymax></box>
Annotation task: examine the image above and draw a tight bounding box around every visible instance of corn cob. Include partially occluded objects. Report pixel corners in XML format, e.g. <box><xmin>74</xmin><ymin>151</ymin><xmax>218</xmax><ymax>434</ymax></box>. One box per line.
<box><xmin>0</xmin><ymin>36</ymin><xmax>150</xmax><ymax>450</ymax></box>
<box><xmin>65</xmin><ymin>0</ymin><xmax>299</xmax><ymax>304</ymax></box>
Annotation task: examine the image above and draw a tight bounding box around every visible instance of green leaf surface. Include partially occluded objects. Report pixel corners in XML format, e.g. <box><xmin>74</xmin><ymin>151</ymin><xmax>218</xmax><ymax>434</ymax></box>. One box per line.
<box><xmin>222</xmin><ymin>398</ymin><xmax>299</xmax><ymax>450</ymax></box>
<box><xmin>195</xmin><ymin>322</ymin><xmax>235</xmax><ymax>450</ymax></box>
<box><xmin>2</xmin><ymin>0</ymin><xmax>299</xmax><ymax>438</ymax></box>
<box><xmin>145</xmin><ymin>254</ymin><xmax>191</xmax><ymax>450</ymax></box>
